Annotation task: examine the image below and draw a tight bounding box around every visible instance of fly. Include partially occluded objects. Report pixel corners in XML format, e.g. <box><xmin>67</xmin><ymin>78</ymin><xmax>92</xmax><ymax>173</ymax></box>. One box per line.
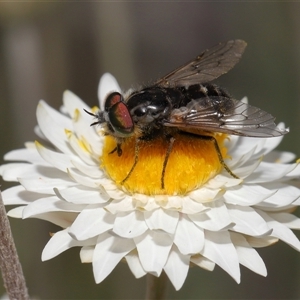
<box><xmin>85</xmin><ymin>40</ymin><xmax>288</xmax><ymax>189</ymax></box>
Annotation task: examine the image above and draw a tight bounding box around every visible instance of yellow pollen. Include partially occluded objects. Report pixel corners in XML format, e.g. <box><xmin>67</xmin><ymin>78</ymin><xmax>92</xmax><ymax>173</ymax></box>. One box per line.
<box><xmin>101</xmin><ymin>133</ymin><xmax>228</xmax><ymax>195</ymax></box>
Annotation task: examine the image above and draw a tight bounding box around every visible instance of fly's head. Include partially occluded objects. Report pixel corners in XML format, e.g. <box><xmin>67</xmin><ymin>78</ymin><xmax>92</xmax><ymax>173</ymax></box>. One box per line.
<box><xmin>85</xmin><ymin>91</ymin><xmax>135</xmax><ymax>140</ymax></box>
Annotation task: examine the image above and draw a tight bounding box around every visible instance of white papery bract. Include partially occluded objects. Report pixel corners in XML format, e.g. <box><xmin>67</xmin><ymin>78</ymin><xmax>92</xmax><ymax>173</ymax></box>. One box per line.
<box><xmin>1</xmin><ymin>73</ymin><xmax>300</xmax><ymax>290</ymax></box>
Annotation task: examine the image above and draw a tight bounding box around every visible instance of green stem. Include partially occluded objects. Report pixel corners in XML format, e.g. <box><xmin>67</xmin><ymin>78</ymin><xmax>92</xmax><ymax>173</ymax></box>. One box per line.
<box><xmin>145</xmin><ymin>272</ymin><xmax>169</xmax><ymax>300</ymax></box>
<box><xmin>0</xmin><ymin>190</ymin><xmax>29</xmax><ymax>300</ymax></box>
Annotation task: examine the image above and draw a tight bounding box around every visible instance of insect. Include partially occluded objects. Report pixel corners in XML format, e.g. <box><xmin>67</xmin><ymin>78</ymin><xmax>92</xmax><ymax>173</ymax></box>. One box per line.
<box><xmin>85</xmin><ymin>39</ymin><xmax>288</xmax><ymax>189</ymax></box>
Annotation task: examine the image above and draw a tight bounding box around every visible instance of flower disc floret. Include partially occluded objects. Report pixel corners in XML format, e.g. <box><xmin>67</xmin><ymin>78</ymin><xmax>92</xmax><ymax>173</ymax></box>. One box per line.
<box><xmin>102</xmin><ymin>133</ymin><xmax>228</xmax><ymax>195</ymax></box>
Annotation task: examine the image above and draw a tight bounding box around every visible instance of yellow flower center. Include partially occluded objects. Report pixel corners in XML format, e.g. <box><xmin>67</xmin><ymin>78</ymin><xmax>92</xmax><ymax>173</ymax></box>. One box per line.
<box><xmin>101</xmin><ymin>133</ymin><xmax>228</xmax><ymax>195</ymax></box>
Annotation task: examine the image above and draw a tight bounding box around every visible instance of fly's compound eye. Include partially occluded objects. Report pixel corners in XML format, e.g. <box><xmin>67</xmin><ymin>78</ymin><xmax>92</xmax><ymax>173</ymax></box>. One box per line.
<box><xmin>105</xmin><ymin>92</ymin><xmax>123</xmax><ymax>111</ymax></box>
<box><xmin>105</xmin><ymin>92</ymin><xmax>134</xmax><ymax>137</ymax></box>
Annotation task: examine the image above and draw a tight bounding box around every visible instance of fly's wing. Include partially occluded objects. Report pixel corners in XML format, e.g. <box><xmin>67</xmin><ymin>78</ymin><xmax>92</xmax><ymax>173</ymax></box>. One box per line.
<box><xmin>155</xmin><ymin>40</ymin><xmax>247</xmax><ymax>88</ymax></box>
<box><xmin>163</xmin><ymin>97</ymin><xmax>288</xmax><ymax>137</ymax></box>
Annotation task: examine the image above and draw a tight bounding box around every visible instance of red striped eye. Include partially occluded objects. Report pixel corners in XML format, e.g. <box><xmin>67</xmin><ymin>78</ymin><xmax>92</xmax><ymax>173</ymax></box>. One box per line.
<box><xmin>105</xmin><ymin>92</ymin><xmax>122</xmax><ymax>111</ymax></box>
<box><xmin>105</xmin><ymin>92</ymin><xmax>134</xmax><ymax>137</ymax></box>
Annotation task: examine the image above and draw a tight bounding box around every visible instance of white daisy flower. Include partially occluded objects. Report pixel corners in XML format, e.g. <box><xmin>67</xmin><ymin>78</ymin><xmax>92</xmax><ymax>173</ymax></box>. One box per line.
<box><xmin>1</xmin><ymin>73</ymin><xmax>300</xmax><ymax>291</ymax></box>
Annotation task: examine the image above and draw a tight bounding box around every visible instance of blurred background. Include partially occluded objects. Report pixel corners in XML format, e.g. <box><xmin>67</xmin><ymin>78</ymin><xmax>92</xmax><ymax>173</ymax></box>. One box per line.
<box><xmin>0</xmin><ymin>2</ymin><xmax>300</xmax><ymax>299</ymax></box>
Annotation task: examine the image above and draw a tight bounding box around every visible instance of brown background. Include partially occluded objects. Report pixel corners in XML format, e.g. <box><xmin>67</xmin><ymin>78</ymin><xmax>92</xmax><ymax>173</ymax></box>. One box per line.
<box><xmin>0</xmin><ymin>2</ymin><xmax>300</xmax><ymax>299</ymax></box>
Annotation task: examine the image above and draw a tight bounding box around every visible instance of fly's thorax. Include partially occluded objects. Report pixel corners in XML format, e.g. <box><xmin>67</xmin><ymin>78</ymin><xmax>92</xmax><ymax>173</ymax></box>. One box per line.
<box><xmin>126</xmin><ymin>87</ymin><xmax>175</xmax><ymax>125</ymax></box>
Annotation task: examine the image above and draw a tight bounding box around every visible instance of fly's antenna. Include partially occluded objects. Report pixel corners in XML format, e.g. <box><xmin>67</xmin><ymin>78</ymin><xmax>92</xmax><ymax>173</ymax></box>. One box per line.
<box><xmin>83</xmin><ymin>108</ymin><xmax>96</xmax><ymax>117</ymax></box>
<box><xmin>83</xmin><ymin>108</ymin><xmax>105</xmax><ymax>126</ymax></box>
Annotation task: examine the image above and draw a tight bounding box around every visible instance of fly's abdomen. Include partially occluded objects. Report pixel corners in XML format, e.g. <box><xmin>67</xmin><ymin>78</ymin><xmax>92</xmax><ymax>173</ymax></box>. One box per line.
<box><xmin>178</xmin><ymin>83</ymin><xmax>231</xmax><ymax>107</ymax></box>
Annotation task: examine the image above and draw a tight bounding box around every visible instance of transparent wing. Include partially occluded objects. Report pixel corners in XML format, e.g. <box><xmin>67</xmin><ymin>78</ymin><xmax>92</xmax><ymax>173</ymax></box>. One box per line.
<box><xmin>154</xmin><ymin>40</ymin><xmax>247</xmax><ymax>88</ymax></box>
<box><xmin>164</xmin><ymin>97</ymin><xmax>288</xmax><ymax>137</ymax></box>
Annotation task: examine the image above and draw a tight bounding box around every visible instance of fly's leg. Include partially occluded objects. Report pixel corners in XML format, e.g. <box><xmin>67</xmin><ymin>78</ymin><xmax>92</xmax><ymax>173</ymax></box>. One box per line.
<box><xmin>109</xmin><ymin>143</ymin><xmax>122</xmax><ymax>156</ymax></box>
<box><xmin>179</xmin><ymin>132</ymin><xmax>239</xmax><ymax>179</ymax></box>
<box><xmin>161</xmin><ymin>136</ymin><xmax>175</xmax><ymax>189</ymax></box>
<box><xmin>120</xmin><ymin>139</ymin><xmax>140</xmax><ymax>185</ymax></box>
<box><xmin>208</xmin><ymin>135</ymin><xmax>238</xmax><ymax>179</ymax></box>
<box><xmin>120</xmin><ymin>135</ymin><xmax>176</xmax><ymax>189</ymax></box>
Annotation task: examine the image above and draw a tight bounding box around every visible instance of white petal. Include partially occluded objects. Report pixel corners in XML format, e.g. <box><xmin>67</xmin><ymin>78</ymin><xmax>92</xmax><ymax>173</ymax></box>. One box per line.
<box><xmin>246</xmin><ymin>236</ymin><xmax>278</xmax><ymax>248</ymax></box>
<box><xmin>19</xmin><ymin>174</ymin><xmax>75</xmax><ymax>194</ymax></box>
<box><xmin>257</xmin><ymin>210</ymin><xmax>300</xmax><ymax>251</ymax></box>
<box><xmin>103</xmin><ymin>186</ymin><xmax>127</xmax><ymax>200</ymax></box>
<box><xmin>234</xmin><ymin>158</ymin><xmax>262</xmax><ymax>178</ymax></box>
<box><xmin>7</xmin><ymin>206</ymin><xmax>25</xmax><ymax>218</ymax></box>
<box><xmin>98</xmin><ymin>73</ymin><xmax>121</xmax><ymax>110</ymax></box>
<box><xmin>224</xmin><ymin>185</ymin><xmax>276</xmax><ymax>206</ymax></box>
<box><xmin>144</xmin><ymin>208</ymin><xmax>179</xmax><ymax>234</ymax></box>
<box><xmin>71</xmin><ymin>159</ymin><xmax>103</xmax><ymax>179</ymax></box>
<box><xmin>34</xmin><ymin>125</ymin><xmax>47</xmax><ymax>140</ymax></box>
<box><xmin>125</xmin><ymin>249</ymin><xmax>147</xmax><ymax>278</ymax></box>
<box><xmin>4</xmin><ymin>147</ymin><xmax>46</xmax><ymax>165</ymax></box>
<box><xmin>285</xmin><ymin>162</ymin><xmax>300</xmax><ymax>178</ymax></box>
<box><xmin>132</xmin><ymin>193</ymin><xmax>152</xmax><ymax>206</ymax></box>
<box><xmin>206</xmin><ymin>174</ymin><xmax>242</xmax><ymax>188</ymax></box>
<box><xmin>188</xmin><ymin>187</ymin><xmax>224</xmax><ymax>203</ymax></box>
<box><xmin>42</xmin><ymin>228</ymin><xmax>97</xmax><ymax>261</ymax></box>
<box><xmin>69</xmin><ymin>206</ymin><xmax>114</xmax><ymax>240</ymax></box>
<box><xmin>191</xmin><ymin>255</ymin><xmax>215</xmax><ymax>271</ymax></box>
<box><xmin>258</xmin><ymin>135</ymin><xmax>284</xmax><ymax>156</ymax></box>
<box><xmin>105</xmin><ymin>197</ymin><xmax>135</xmax><ymax>214</ymax></box>
<box><xmin>0</xmin><ymin>163</ymin><xmax>38</xmax><ymax>182</ymax></box>
<box><xmin>2</xmin><ymin>185</ymin><xmax>45</xmax><ymax>205</ymax></box>
<box><xmin>257</xmin><ymin>183</ymin><xmax>300</xmax><ymax>209</ymax></box>
<box><xmin>134</xmin><ymin>230</ymin><xmax>172</xmax><ymax>276</ymax></box>
<box><xmin>63</xmin><ymin>90</ymin><xmax>91</xmax><ymax>117</ymax></box>
<box><xmin>264</xmin><ymin>150</ymin><xmax>296</xmax><ymax>164</ymax></box>
<box><xmin>225</xmin><ymin>133</ymin><xmax>239</xmax><ymax>153</ymax></box>
<box><xmin>230</xmin><ymin>232</ymin><xmax>267</xmax><ymax>276</ymax></box>
<box><xmin>67</xmin><ymin>168</ymin><xmax>104</xmax><ymax>188</ymax></box>
<box><xmin>229</xmin><ymin>136</ymin><xmax>266</xmax><ymax>158</ymax></box>
<box><xmin>54</xmin><ymin>186</ymin><xmax>109</xmax><ymax>204</ymax></box>
<box><xmin>201</xmin><ymin>230</ymin><xmax>240</xmax><ymax>283</ymax></box>
<box><xmin>164</xmin><ymin>246</ymin><xmax>190</xmax><ymax>291</ymax></box>
<box><xmin>154</xmin><ymin>195</ymin><xmax>171</xmax><ymax>207</ymax></box>
<box><xmin>181</xmin><ymin>196</ymin><xmax>209</xmax><ymax>214</ymax></box>
<box><xmin>133</xmin><ymin>194</ymin><xmax>159</xmax><ymax>211</ymax></box>
<box><xmin>35</xmin><ymin>142</ymin><xmax>79</xmax><ymax>173</ymax></box>
<box><xmin>67</xmin><ymin>132</ymin><xmax>98</xmax><ymax>165</ymax></box>
<box><xmin>113</xmin><ymin>211</ymin><xmax>148</xmax><ymax>238</ymax></box>
<box><xmin>227</xmin><ymin>143</ymin><xmax>257</xmax><ymax>169</ymax></box>
<box><xmin>189</xmin><ymin>200</ymin><xmax>233</xmax><ymax>231</ymax></box>
<box><xmin>22</xmin><ymin>197</ymin><xmax>86</xmax><ymax>218</ymax></box>
<box><xmin>174</xmin><ymin>214</ymin><xmax>204</xmax><ymax>255</ymax></box>
<box><xmin>227</xmin><ymin>204</ymin><xmax>271</xmax><ymax>236</ymax></box>
<box><xmin>71</xmin><ymin>108</ymin><xmax>103</xmax><ymax>157</ymax></box>
<box><xmin>160</xmin><ymin>195</ymin><xmax>182</xmax><ymax>210</ymax></box>
<box><xmin>31</xmin><ymin>211</ymin><xmax>77</xmax><ymax>228</ymax></box>
<box><xmin>93</xmin><ymin>232</ymin><xmax>135</xmax><ymax>284</ymax></box>
<box><xmin>268</xmin><ymin>212</ymin><xmax>300</xmax><ymax>229</ymax></box>
<box><xmin>97</xmin><ymin>179</ymin><xmax>118</xmax><ymax>191</ymax></box>
<box><xmin>98</xmin><ymin>178</ymin><xmax>125</xmax><ymax>195</ymax></box>
<box><xmin>80</xmin><ymin>246</ymin><xmax>94</xmax><ymax>263</ymax></box>
<box><xmin>239</xmin><ymin>135</ymin><xmax>283</xmax><ymax>158</ymax></box>
<box><xmin>246</xmin><ymin>162</ymin><xmax>298</xmax><ymax>183</ymax></box>
<box><xmin>36</xmin><ymin>100</ymin><xmax>74</xmax><ymax>155</ymax></box>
